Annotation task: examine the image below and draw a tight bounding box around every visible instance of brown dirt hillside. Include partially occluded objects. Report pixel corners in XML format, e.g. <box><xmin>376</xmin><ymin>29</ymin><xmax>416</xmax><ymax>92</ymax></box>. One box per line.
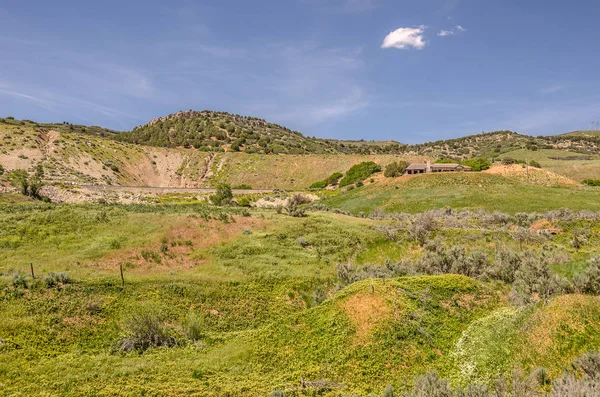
<box><xmin>484</xmin><ymin>164</ymin><xmax>579</xmax><ymax>187</ymax></box>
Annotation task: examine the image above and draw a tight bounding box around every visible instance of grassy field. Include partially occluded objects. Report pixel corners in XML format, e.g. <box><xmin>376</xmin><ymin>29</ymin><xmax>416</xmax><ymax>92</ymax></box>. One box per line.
<box><xmin>1</xmin><ymin>197</ymin><xmax>600</xmax><ymax>395</ymax></box>
<box><xmin>500</xmin><ymin>148</ymin><xmax>600</xmax><ymax>182</ymax></box>
<box><xmin>323</xmin><ymin>172</ymin><xmax>600</xmax><ymax>215</ymax></box>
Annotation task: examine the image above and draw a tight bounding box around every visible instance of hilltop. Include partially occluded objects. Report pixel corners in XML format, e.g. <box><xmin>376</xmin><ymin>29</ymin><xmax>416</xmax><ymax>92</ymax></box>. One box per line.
<box><xmin>115</xmin><ymin>110</ymin><xmax>405</xmax><ymax>155</ymax></box>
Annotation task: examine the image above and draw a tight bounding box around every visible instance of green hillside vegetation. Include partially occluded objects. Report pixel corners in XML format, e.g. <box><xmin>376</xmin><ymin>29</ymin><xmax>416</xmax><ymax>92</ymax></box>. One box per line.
<box><xmin>1</xmin><ymin>200</ymin><xmax>600</xmax><ymax>395</ymax></box>
<box><xmin>323</xmin><ymin>172</ymin><xmax>600</xmax><ymax>215</ymax></box>
<box><xmin>339</xmin><ymin>161</ymin><xmax>382</xmax><ymax>187</ymax></box>
<box><xmin>115</xmin><ymin>110</ymin><xmax>405</xmax><ymax>155</ymax></box>
<box><xmin>310</xmin><ymin>172</ymin><xmax>344</xmax><ymax>189</ymax></box>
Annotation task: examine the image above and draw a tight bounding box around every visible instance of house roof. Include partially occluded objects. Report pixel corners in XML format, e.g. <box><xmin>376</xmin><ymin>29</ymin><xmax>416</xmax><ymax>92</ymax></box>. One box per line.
<box><xmin>406</xmin><ymin>163</ymin><xmax>428</xmax><ymax>170</ymax></box>
<box><xmin>431</xmin><ymin>163</ymin><xmax>472</xmax><ymax>169</ymax></box>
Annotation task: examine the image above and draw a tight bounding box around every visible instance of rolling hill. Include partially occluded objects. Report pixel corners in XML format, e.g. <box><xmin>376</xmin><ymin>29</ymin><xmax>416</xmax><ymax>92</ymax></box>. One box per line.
<box><xmin>2</xmin><ymin>112</ymin><xmax>600</xmax><ymax>195</ymax></box>
<box><xmin>115</xmin><ymin>110</ymin><xmax>405</xmax><ymax>155</ymax></box>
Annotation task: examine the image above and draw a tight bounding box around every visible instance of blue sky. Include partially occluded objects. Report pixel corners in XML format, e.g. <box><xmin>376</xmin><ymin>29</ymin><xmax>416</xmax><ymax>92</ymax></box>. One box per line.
<box><xmin>1</xmin><ymin>0</ymin><xmax>599</xmax><ymax>143</ymax></box>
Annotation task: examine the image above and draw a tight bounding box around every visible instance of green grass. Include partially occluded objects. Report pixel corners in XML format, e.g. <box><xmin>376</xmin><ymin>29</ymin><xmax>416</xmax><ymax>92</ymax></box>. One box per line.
<box><xmin>2</xmin><ymin>202</ymin><xmax>600</xmax><ymax>396</ymax></box>
<box><xmin>502</xmin><ymin>148</ymin><xmax>600</xmax><ymax>182</ymax></box>
<box><xmin>324</xmin><ymin>173</ymin><xmax>600</xmax><ymax>214</ymax></box>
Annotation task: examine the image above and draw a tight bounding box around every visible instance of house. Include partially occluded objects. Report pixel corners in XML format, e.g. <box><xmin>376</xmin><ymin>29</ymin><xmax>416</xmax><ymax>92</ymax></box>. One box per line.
<box><xmin>405</xmin><ymin>161</ymin><xmax>472</xmax><ymax>175</ymax></box>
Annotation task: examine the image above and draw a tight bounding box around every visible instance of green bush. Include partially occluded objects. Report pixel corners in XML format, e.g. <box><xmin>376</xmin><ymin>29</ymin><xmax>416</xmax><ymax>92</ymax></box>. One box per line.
<box><xmin>339</xmin><ymin>162</ymin><xmax>381</xmax><ymax>187</ymax></box>
<box><xmin>384</xmin><ymin>161</ymin><xmax>408</xmax><ymax>177</ymax></box>
<box><xmin>119</xmin><ymin>307</ymin><xmax>176</xmax><ymax>352</ymax></box>
<box><xmin>582</xmin><ymin>179</ymin><xmax>600</xmax><ymax>187</ymax></box>
<box><xmin>210</xmin><ymin>184</ymin><xmax>233</xmax><ymax>205</ymax></box>
<box><xmin>0</xmin><ymin>164</ymin><xmax>4</xmax><ymax>175</ymax></box>
<box><xmin>309</xmin><ymin>172</ymin><xmax>343</xmax><ymax>189</ymax></box>
<box><xmin>184</xmin><ymin>312</ymin><xmax>205</xmax><ymax>341</ymax></box>
<box><xmin>44</xmin><ymin>272</ymin><xmax>71</xmax><ymax>288</ymax></box>
<box><xmin>463</xmin><ymin>157</ymin><xmax>491</xmax><ymax>171</ymax></box>
<box><xmin>10</xmin><ymin>272</ymin><xmax>28</xmax><ymax>289</ymax></box>
<box><xmin>529</xmin><ymin>160</ymin><xmax>542</xmax><ymax>168</ymax></box>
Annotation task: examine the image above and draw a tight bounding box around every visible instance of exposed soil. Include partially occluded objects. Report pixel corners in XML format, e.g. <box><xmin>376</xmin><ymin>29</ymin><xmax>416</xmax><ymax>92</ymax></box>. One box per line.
<box><xmin>341</xmin><ymin>292</ymin><xmax>391</xmax><ymax>341</ymax></box>
<box><xmin>95</xmin><ymin>216</ymin><xmax>268</xmax><ymax>272</ymax></box>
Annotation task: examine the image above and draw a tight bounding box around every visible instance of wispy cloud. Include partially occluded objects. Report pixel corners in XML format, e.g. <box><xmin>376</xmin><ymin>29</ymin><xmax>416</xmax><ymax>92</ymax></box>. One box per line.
<box><xmin>381</xmin><ymin>26</ymin><xmax>427</xmax><ymax>50</ymax></box>
<box><xmin>541</xmin><ymin>84</ymin><xmax>565</xmax><ymax>94</ymax></box>
<box><xmin>437</xmin><ymin>25</ymin><xmax>466</xmax><ymax>37</ymax></box>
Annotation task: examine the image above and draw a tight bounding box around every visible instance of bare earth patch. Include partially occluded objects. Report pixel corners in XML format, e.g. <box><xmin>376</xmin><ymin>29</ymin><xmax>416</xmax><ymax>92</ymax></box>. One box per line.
<box><xmin>96</xmin><ymin>216</ymin><xmax>268</xmax><ymax>273</ymax></box>
<box><xmin>341</xmin><ymin>292</ymin><xmax>392</xmax><ymax>341</ymax></box>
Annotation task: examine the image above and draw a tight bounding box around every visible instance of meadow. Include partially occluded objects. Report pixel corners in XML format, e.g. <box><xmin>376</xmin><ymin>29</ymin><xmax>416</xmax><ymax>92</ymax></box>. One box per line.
<box><xmin>322</xmin><ymin>173</ymin><xmax>600</xmax><ymax>215</ymax></box>
<box><xmin>1</xmin><ymin>191</ymin><xmax>600</xmax><ymax>396</ymax></box>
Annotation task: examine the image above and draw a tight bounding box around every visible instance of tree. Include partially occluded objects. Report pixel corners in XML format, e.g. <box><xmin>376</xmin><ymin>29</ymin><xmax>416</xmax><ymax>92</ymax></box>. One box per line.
<box><xmin>8</xmin><ymin>169</ymin><xmax>29</xmax><ymax>195</ymax></box>
<box><xmin>384</xmin><ymin>161</ymin><xmax>408</xmax><ymax>177</ymax></box>
<box><xmin>210</xmin><ymin>184</ymin><xmax>233</xmax><ymax>205</ymax></box>
<box><xmin>462</xmin><ymin>157</ymin><xmax>491</xmax><ymax>171</ymax></box>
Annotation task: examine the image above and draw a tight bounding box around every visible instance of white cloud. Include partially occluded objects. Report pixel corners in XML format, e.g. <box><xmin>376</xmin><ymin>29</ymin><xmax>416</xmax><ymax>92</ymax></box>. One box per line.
<box><xmin>437</xmin><ymin>25</ymin><xmax>466</xmax><ymax>37</ymax></box>
<box><xmin>381</xmin><ymin>26</ymin><xmax>426</xmax><ymax>50</ymax></box>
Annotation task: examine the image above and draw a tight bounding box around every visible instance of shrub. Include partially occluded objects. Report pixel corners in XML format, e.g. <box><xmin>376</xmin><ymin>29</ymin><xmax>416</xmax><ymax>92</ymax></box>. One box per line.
<box><xmin>355</xmin><ymin>180</ymin><xmax>364</xmax><ymax>188</ymax></box>
<box><xmin>463</xmin><ymin>157</ymin><xmax>491</xmax><ymax>171</ymax></box>
<box><xmin>339</xmin><ymin>162</ymin><xmax>381</xmax><ymax>187</ymax></box>
<box><xmin>582</xmin><ymin>179</ymin><xmax>600</xmax><ymax>187</ymax></box>
<box><xmin>574</xmin><ymin>257</ymin><xmax>600</xmax><ymax>294</ymax></box>
<box><xmin>183</xmin><ymin>312</ymin><xmax>205</xmax><ymax>341</ymax></box>
<box><xmin>529</xmin><ymin>160</ymin><xmax>542</xmax><ymax>168</ymax></box>
<box><xmin>210</xmin><ymin>184</ymin><xmax>233</xmax><ymax>205</ymax></box>
<box><xmin>119</xmin><ymin>308</ymin><xmax>176</xmax><ymax>352</ymax></box>
<box><xmin>404</xmin><ymin>372</ymin><xmax>453</xmax><ymax>397</ymax></box>
<box><xmin>309</xmin><ymin>172</ymin><xmax>343</xmax><ymax>189</ymax></box>
<box><xmin>285</xmin><ymin>194</ymin><xmax>309</xmax><ymax>217</ymax></box>
<box><xmin>10</xmin><ymin>272</ymin><xmax>28</xmax><ymax>289</ymax></box>
<box><xmin>44</xmin><ymin>272</ymin><xmax>71</xmax><ymax>288</ymax></box>
<box><xmin>384</xmin><ymin>161</ymin><xmax>408</xmax><ymax>178</ymax></box>
<box><xmin>232</xmin><ymin>184</ymin><xmax>252</xmax><ymax>190</ymax></box>
<box><xmin>0</xmin><ymin>164</ymin><xmax>4</xmax><ymax>175</ymax></box>
<box><xmin>408</xmin><ymin>213</ymin><xmax>436</xmax><ymax>246</ymax></box>
<box><xmin>7</xmin><ymin>169</ymin><xmax>29</xmax><ymax>195</ymax></box>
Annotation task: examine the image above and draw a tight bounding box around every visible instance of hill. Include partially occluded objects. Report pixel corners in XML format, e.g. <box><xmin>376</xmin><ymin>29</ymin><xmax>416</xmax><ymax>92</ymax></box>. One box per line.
<box><xmin>1</xmin><ymin>204</ymin><xmax>600</xmax><ymax>395</ymax></box>
<box><xmin>115</xmin><ymin>110</ymin><xmax>405</xmax><ymax>155</ymax></box>
<box><xmin>0</xmin><ymin>118</ymin><xmax>420</xmax><ymax>190</ymax></box>
<box><xmin>322</xmin><ymin>172</ymin><xmax>600</xmax><ymax>215</ymax></box>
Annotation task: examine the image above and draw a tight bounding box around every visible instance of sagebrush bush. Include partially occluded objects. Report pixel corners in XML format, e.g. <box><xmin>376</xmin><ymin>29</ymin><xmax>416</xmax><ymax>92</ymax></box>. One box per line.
<box><xmin>574</xmin><ymin>257</ymin><xmax>600</xmax><ymax>294</ymax></box>
<box><xmin>119</xmin><ymin>308</ymin><xmax>176</xmax><ymax>352</ymax></box>
<box><xmin>10</xmin><ymin>272</ymin><xmax>28</xmax><ymax>289</ymax></box>
<box><xmin>44</xmin><ymin>272</ymin><xmax>71</xmax><ymax>288</ymax></box>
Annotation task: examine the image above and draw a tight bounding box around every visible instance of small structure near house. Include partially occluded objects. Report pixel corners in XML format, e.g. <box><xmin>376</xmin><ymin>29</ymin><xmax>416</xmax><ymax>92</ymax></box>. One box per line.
<box><xmin>405</xmin><ymin>161</ymin><xmax>472</xmax><ymax>175</ymax></box>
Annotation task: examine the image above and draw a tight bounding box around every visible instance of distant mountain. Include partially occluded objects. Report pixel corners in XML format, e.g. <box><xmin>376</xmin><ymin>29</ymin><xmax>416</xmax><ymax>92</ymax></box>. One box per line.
<box><xmin>113</xmin><ymin>110</ymin><xmax>405</xmax><ymax>155</ymax></box>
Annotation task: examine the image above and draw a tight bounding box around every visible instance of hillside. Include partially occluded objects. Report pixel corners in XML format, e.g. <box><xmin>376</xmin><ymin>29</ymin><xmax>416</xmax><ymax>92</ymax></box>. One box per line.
<box><xmin>322</xmin><ymin>172</ymin><xmax>600</xmax><ymax>215</ymax></box>
<box><xmin>2</xmin><ymin>203</ymin><xmax>600</xmax><ymax>395</ymax></box>
<box><xmin>0</xmin><ymin>118</ymin><xmax>422</xmax><ymax>190</ymax></box>
<box><xmin>115</xmin><ymin>110</ymin><xmax>405</xmax><ymax>155</ymax></box>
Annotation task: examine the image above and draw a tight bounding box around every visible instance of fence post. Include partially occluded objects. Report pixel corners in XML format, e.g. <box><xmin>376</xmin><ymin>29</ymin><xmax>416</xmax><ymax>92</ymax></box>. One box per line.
<box><xmin>30</xmin><ymin>263</ymin><xmax>35</xmax><ymax>279</ymax></box>
<box><xmin>120</xmin><ymin>264</ymin><xmax>125</xmax><ymax>288</ymax></box>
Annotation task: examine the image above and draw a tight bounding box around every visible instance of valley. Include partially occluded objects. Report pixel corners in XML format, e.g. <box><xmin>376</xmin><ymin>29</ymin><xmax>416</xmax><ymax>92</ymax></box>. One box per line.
<box><xmin>1</xmin><ymin>113</ymin><xmax>600</xmax><ymax>396</ymax></box>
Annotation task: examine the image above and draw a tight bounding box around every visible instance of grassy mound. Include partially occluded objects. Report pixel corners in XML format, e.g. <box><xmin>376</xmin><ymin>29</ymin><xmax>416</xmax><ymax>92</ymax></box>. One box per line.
<box><xmin>450</xmin><ymin>294</ymin><xmax>600</xmax><ymax>386</ymax></box>
<box><xmin>324</xmin><ymin>173</ymin><xmax>600</xmax><ymax>214</ymax></box>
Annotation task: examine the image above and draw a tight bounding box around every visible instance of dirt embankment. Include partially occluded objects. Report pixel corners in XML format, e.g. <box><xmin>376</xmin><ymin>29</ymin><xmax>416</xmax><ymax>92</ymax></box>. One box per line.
<box><xmin>484</xmin><ymin>164</ymin><xmax>579</xmax><ymax>187</ymax></box>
